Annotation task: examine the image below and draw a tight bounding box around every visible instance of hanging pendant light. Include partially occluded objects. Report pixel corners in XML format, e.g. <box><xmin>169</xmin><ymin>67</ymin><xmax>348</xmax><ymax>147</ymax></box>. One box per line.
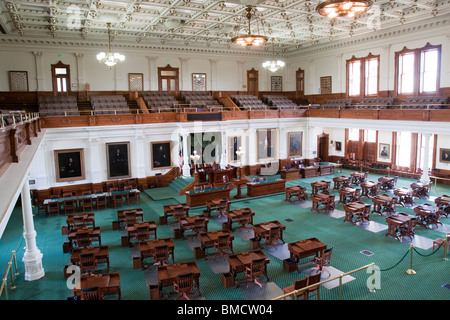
<box><xmin>231</xmin><ymin>6</ymin><xmax>267</xmax><ymax>47</ymax></box>
<box><xmin>262</xmin><ymin>41</ymin><xmax>285</xmax><ymax>72</ymax></box>
<box><xmin>316</xmin><ymin>0</ymin><xmax>372</xmax><ymax>19</ymax></box>
<box><xmin>96</xmin><ymin>23</ymin><xmax>125</xmax><ymax>68</ymax></box>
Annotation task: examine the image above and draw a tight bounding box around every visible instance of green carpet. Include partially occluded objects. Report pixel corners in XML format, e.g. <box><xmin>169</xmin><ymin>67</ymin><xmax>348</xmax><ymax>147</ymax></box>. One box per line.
<box><xmin>1</xmin><ymin>169</ymin><xmax>449</xmax><ymax>301</ymax></box>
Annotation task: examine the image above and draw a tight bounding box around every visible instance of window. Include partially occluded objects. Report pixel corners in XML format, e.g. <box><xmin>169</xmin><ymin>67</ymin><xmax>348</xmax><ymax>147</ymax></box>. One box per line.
<box><xmin>346</xmin><ymin>54</ymin><xmax>379</xmax><ymax>98</ymax></box>
<box><xmin>396</xmin><ymin>132</ymin><xmax>412</xmax><ymax>167</ymax></box>
<box><xmin>395</xmin><ymin>43</ymin><xmax>441</xmax><ymax>96</ymax></box>
<box><xmin>364</xmin><ymin>130</ymin><xmax>377</xmax><ymax>142</ymax></box>
<box><xmin>349</xmin><ymin>128</ymin><xmax>359</xmax><ymax>141</ymax></box>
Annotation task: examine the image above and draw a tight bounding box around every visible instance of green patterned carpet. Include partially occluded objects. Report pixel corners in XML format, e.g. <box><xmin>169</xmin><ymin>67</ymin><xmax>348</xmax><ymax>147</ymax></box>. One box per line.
<box><xmin>1</xmin><ymin>169</ymin><xmax>449</xmax><ymax>301</ymax></box>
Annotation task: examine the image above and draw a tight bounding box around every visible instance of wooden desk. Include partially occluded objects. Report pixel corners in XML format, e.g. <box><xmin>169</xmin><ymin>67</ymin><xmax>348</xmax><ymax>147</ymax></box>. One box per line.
<box><xmin>319</xmin><ymin>165</ymin><xmax>333</xmax><ymax>176</ymax></box>
<box><xmin>161</xmin><ymin>203</ymin><xmax>189</xmax><ymax>224</ymax></box>
<box><xmin>378</xmin><ymin>176</ymin><xmax>396</xmax><ymax>191</ymax></box>
<box><xmin>231</xmin><ymin>176</ymin><xmax>250</xmax><ymax>199</ymax></box>
<box><xmin>205</xmin><ymin>198</ymin><xmax>230</xmax><ymax>216</ymax></box>
<box><xmin>178</xmin><ymin>215</ymin><xmax>209</xmax><ymax>235</ymax></box>
<box><xmin>285</xmin><ymin>185</ymin><xmax>308</xmax><ymax>202</ymax></box>
<box><xmin>410</xmin><ymin>182</ymin><xmax>431</xmax><ymax>198</ymax></box>
<box><xmin>67</xmin><ymin>227</ymin><xmax>102</xmax><ymax>247</ymax></box>
<box><xmin>414</xmin><ymin>204</ymin><xmax>442</xmax><ymax>228</ymax></box>
<box><xmin>74</xmin><ymin>273</ymin><xmax>121</xmax><ymax>299</ymax></box>
<box><xmin>116</xmin><ymin>209</ymin><xmax>144</xmax><ymax>228</ymax></box>
<box><xmin>280</xmin><ymin>169</ymin><xmax>300</xmax><ymax>181</ymax></box>
<box><xmin>371</xmin><ymin>194</ymin><xmax>395</xmax><ymax>215</ymax></box>
<box><xmin>252</xmin><ymin>220</ymin><xmax>286</xmax><ymax>244</ymax></box>
<box><xmin>435</xmin><ymin>195</ymin><xmax>450</xmax><ymax>218</ymax></box>
<box><xmin>300</xmin><ymin>166</ymin><xmax>319</xmax><ymax>178</ymax></box>
<box><xmin>185</xmin><ymin>186</ymin><xmax>231</xmax><ymax>207</ymax></box>
<box><xmin>70</xmin><ymin>245</ymin><xmax>110</xmax><ymax>272</ymax></box>
<box><xmin>385</xmin><ymin>213</ymin><xmax>416</xmax><ymax>240</ymax></box>
<box><xmin>288</xmin><ymin>237</ymin><xmax>327</xmax><ymax>266</ymax></box>
<box><xmin>311</xmin><ymin>193</ymin><xmax>334</xmax><ymax>212</ymax></box>
<box><xmin>343</xmin><ymin>201</ymin><xmax>368</xmax><ymax>225</ymax></box>
<box><xmin>350</xmin><ymin>172</ymin><xmax>367</xmax><ymax>185</ymax></box>
<box><xmin>66</xmin><ymin>213</ymin><xmax>95</xmax><ymax>230</ymax></box>
<box><xmin>393</xmin><ymin>187</ymin><xmax>415</xmax><ymax>207</ymax></box>
<box><xmin>310</xmin><ymin>180</ymin><xmax>330</xmax><ymax>194</ymax></box>
<box><xmin>333</xmin><ymin>176</ymin><xmax>350</xmax><ymax>190</ymax></box>
<box><xmin>246</xmin><ymin>179</ymin><xmax>286</xmax><ymax>197</ymax></box>
<box><xmin>228</xmin><ymin>250</ymin><xmax>270</xmax><ymax>281</ymax></box>
<box><xmin>338</xmin><ymin>187</ymin><xmax>357</xmax><ymax>204</ymax></box>
<box><xmin>361</xmin><ymin>181</ymin><xmax>379</xmax><ymax>198</ymax></box>
<box><xmin>198</xmin><ymin>230</ymin><xmax>234</xmax><ymax>254</ymax></box>
<box><xmin>225</xmin><ymin>208</ymin><xmax>255</xmax><ymax>230</ymax></box>
<box><xmin>157</xmin><ymin>262</ymin><xmax>201</xmax><ymax>296</ymax></box>
<box><xmin>125</xmin><ymin>221</ymin><xmax>158</xmax><ymax>243</ymax></box>
<box><xmin>139</xmin><ymin>238</ymin><xmax>175</xmax><ymax>265</ymax></box>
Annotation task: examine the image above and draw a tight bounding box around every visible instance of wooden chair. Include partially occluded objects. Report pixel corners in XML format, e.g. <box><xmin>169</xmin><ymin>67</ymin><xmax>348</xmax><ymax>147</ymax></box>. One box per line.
<box><xmin>63</xmin><ymin>199</ymin><xmax>76</xmax><ymax>215</ymax></box>
<box><xmin>47</xmin><ymin>202</ymin><xmax>60</xmax><ymax>216</ymax></box>
<box><xmin>135</xmin><ymin>226</ymin><xmax>150</xmax><ymax>242</ymax></box>
<box><xmin>310</xmin><ymin>246</ymin><xmax>333</xmax><ymax>277</ymax></box>
<box><xmin>124</xmin><ymin>211</ymin><xmax>138</xmax><ymax>228</ymax></box>
<box><xmin>306</xmin><ymin>272</ymin><xmax>321</xmax><ymax>300</ymax></box>
<box><xmin>264</xmin><ymin>226</ymin><xmax>282</xmax><ymax>249</ymax></box>
<box><xmin>96</xmin><ymin>195</ymin><xmax>107</xmax><ymax>210</ymax></box>
<box><xmin>173</xmin><ymin>206</ymin><xmax>186</xmax><ymax>223</ymax></box>
<box><xmin>214</xmin><ymin>234</ymin><xmax>233</xmax><ymax>258</ymax></box>
<box><xmin>282</xmin><ymin>277</ymin><xmax>308</xmax><ymax>300</ymax></box>
<box><xmin>350</xmin><ymin>189</ymin><xmax>361</xmax><ymax>202</ymax></box>
<box><xmin>72</xmin><ymin>216</ymin><xmax>86</xmax><ymax>230</ymax></box>
<box><xmin>81</xmin><ymin>198</ymin><xmax>93</xmax><ymax>212</ymax></box>
<box><xmin>192</xmin><ymin>217</ymin><xmax>207</xmax><ymax>235</ymax></box>
<box><xmin>113</xmin><ymin>194</ymin><xmax>124</xmax><ymax>208</ymax></box>
<box><xmin>216</xmin><ymin>200</ymin><xmax>229</xmax><ymax>218</ymax></box>
<box><xmin>127</xmin><ymin>191</ymin><xmax>138</xmax><ymax>206</ymax></box>
<box><xmin>237</xmin><ymin>211</ymin><xmax>252</xmax><ymax>231</ymax></box>
<box><xmin>325</xmin><ymin>195</ymin><xmax>336</xmax><ymax>212</ymax></box>
<box><xmin>155</xmin><ymin>173</ymin><xmax>164</xmax><ymax>188</ymax></box>
<box><xmin>82</xmin><ymin>191</ymin><xmax>92</xmax><ymax>196</ymax></box>
<box><xmin>399</xmin><ymin>216</ymin><xmax>417</xmax><ymax>240</ymax></box>
<box><xmin>173</xmin><ymin>273</ymin><xmax>194</xmax><ymax>300</ymax></box>
<box><xmin>244</xmin><ymin>258</ymin><xmax>266</xmax><ymax>288</ymax></box>
<box><xmin>81</xmin><ymin>287</ymin><xmax>103</xmax><ymax>300</ymax></box>
<box><xmin>75</xmin><ymin>231</ymin><xmax>92</xmax><ymax>248</ymax></box>
<box><xmin>153</xmin><ymin>245</ymin><xmax>170</xmax><ymax>266</ymax></box>
<box><xmin>79</xmin><ymin>252</ymin><xmax>97</xmax><ymax>274</ymax></box>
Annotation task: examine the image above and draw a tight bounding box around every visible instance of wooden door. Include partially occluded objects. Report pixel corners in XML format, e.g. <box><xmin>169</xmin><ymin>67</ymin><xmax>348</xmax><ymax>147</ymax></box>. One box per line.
<box><xmin>317</xmin><ymin>133</ymin><xmax>329</xmax><ymax>162</ymax></box>
<box><xmin>247</xmin><ymin>68</ymin><xmax>258</xmax><ymax>96</ymax></box>
<box><xmin>51</xmin><ymin>61</ymin><xmax>71</xmax><ymax>96</ymax></box>
<box><xmin>158</xmin><ymin>64</ymin><xmax>179</xmax><ymax>92</ymax></box>
<box><xmin>296</xmin><ymin>68</ymin><xmax>304</xmax><ymax>97</ymax></box>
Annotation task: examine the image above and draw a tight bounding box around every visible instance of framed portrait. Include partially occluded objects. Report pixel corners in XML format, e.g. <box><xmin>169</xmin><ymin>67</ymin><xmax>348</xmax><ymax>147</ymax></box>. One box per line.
<box><xmin>257</xmin><ymin>129</ymin><xmax>277</xmax><ymax>161</ymax></box>
<box><xmin>440</xmin><ymin>148</ymin><xmax>450</xmax><ymax>163</ymax></box>
<box><xmin>106</xmin><ymin>142</ymin><xmax>131</xmax><ymax>179</ymax></box>
<box><xmin>151</xmin><ymin>141</ymin><xmax>172</xmax><ymax>170</ymax></box>
<box><xmin>228</xmin><ymin>136</ymin><xmax>242</xmax><ymax>163</ymax></box>
<box><xmin>288</xmin><ymin>132</ymin><xmax>302</xmax><ymax>157</ymax></box>
<box><xmin>335</xmin><ymin>141</ymin><xmax>342</xmax><ymax>151</ymax></box>
<box><xmin>379</xmin><ymin>143</ymin><xmax>390</xmax><ymax>159</ymax></box>
<box><xmin>54</xmin><ymin>148</ymin><xmax>85</xmax><ymax>182</ymax></box>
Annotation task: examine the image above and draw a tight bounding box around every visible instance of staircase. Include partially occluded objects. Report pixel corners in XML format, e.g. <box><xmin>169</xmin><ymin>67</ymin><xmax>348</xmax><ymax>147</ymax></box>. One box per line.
<box><xmin>77</xmin><ymin>101</ymin><xmax>92</xmax><ymax>115</ymax></box>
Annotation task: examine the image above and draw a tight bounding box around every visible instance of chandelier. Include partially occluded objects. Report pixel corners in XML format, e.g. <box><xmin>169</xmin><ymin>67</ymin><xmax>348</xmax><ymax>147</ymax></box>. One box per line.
<box><xmin>316</xmin><ymin>0</ymin><xmax>372</xmax><ymax>18</ymax></box>
<box><xmin>96</xmin><ymin>23</ymin><xmax>125</xmax><ymax>68</ymax></box>
<box><xmin>262</xmin><ymin>42</ymin><xmax>285</xmax><ymax>72</ymax></box>
<box><xmin>231</xmin><ymin>6</ymin><xmax>267</xmax><ymax>47</ymax></box>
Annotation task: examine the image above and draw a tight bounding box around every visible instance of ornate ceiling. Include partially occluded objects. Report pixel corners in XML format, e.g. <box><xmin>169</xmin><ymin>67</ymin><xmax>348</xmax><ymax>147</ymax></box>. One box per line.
<box><xmin>0</xmin><ymin>0</ymin><xmax>449</xmax><ymax>55</ymax></box>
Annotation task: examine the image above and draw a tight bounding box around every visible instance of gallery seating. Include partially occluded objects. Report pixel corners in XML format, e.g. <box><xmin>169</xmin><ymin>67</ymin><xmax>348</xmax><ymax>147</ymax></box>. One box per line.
<box><xmin>262</xmin><ymin>95</ymin><xmax>298</xmax><ymax>109</ymax></box>
<box><xmin>230</xmin><ymin>94</ymin><xmax>268</xmax><ymax>110</ymax></box>
<box><xmin>399</xmin><ymin>96</ymin><xmax>448</xmax><ymax>109</ymax></box>
<box><xmin>319</xmin><ymin>99</ymin><xmax>352</xmax><ymax>109</ymax></box>
<box><xmin>180</xmin><ymin>91</ymin><xmax>222</xmax><ymax>111</ymax></box>
<box><xmin>90</xmin><ymin>95</ymin><xmax>130</xmax><ymax>114</ymax></box>
<box><xmin>352</xmin><ymin>97</ymin><xmax>395</xmax><ymax>109</ymax></box>
<box><xmin>142</xmin><ymin>91</ymin><xmax>178</xmax><ymax>112</ymax></box>
<box><xmin>38</xmin><ymin>95</ymin><xmax>80</xmax><ymax>116</ymax></box>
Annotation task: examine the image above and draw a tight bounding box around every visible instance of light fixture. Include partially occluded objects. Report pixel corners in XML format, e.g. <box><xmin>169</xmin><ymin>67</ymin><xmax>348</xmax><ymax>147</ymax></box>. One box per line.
<box><xmin>316</xmin><ymin>0</ymin><xmax>372</xmax><ymax>18</ymax></box>
<box><xmin>96</xmin><ymin>23</ymin><xmax>125</xmax><ymax>68</ymax></box>
<box><xmin>262</xmin><ymin>41</ymin><xmax>285</xmax><ymax>72</ymax></box>
<box><xmin>231</xmin><ymin>6</ymin><xmax>267</xmax><ymax>47</ymax></box>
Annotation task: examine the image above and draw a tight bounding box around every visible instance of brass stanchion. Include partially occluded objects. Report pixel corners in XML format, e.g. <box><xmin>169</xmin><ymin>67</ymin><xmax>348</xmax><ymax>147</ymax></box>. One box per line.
<box><xmin>369</xmin><ymin>267</ymin><xmax>376</xmax><ymax>293</ymax></box>
<box><xmin>406</xmin><ymin>244</ymin><xmax>416</xmax><ymax>275</ymax></box>
<box><xmin>444</xmin><ymin>234</ymin><xmax>449</xmax><ymax>261</ymax></box>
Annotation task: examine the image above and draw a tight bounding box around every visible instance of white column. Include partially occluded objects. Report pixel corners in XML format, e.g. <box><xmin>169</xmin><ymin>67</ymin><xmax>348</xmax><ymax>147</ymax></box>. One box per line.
<box><xmin>421</xmin><ymin>133</ymin><xmax>431</xmax><ymax>183</ymax></box>
<box><xmin>182</xmin><ymin>133</ymin><xmax>191</xmax><ymax>177</ymax></box>
<box><xmin>147</xmin><ymin>56</ymin><xmax>157</xmax><ymax>91</ymax></box>
<box><xmin>33</xmin><ymin>51</ymin><xmax>45</xmax><ymax>91</ymax></box>
<box><xmin>21</xmin><ymin>180</ymin><xmax>45</xmax><ymax>281</ymax></box>
<box><xmin>180</xmin><ymin>58</ymin><xmax>189</xmax><ymax>91</ymax></box>
<box><xmin>75</xmin><ymin>53</ymin><xmax>85</xmax><ymax>91</ymax></box>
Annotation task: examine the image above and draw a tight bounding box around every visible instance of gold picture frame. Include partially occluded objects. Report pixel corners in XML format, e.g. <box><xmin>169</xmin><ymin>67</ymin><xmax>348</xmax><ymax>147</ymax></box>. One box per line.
<box><xmin>257</xmin><ymin>129</ymin><xmax>277</xmax><ymax>161</ymax></box>
<box><xmin>151</xmin><ymin>141</ymin><xmax>172</xmax><ymax>170</ymax></box>
<box><xmin>106</xmin><ymin>142</ymin><xmax>131</xmax><ymax>179</ymax></box>
<box><xmin>54</xmin><ymin>148</ymin><xmax>86</xmax><ymax>182</ymax></box>
<box><xmin>228</xmin><ymin>136</ymin><xmax>242</xmax><ymax>163</ymax></box>
<box><xmin>288</xmin><ymin>131</ymin><xmax>302</xmax><ymax>157</ymax></box>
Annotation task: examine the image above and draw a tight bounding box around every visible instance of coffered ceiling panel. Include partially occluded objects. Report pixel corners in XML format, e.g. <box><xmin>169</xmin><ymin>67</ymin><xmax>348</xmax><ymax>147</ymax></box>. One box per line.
<box><xmin>0</xmin><ymin>0</ymin><xmax>449</xmax><ymax>55</ymax></box>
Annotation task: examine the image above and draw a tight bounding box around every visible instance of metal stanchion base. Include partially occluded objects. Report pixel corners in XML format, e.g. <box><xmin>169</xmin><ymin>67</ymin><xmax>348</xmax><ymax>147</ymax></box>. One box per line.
<box><xmin>406</xmin><ymin>269</ymin><xmax>416</xmax><ymax>275</ymax></box>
